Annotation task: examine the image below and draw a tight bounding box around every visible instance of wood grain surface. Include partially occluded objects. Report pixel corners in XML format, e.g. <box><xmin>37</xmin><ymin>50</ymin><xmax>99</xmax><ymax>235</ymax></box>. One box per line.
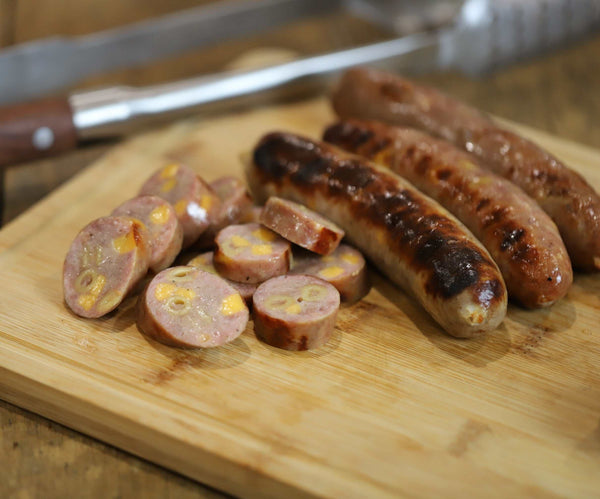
<box><xmin>1</xmin><ymin>96</ymin><xmax>600</xmax><ymax>498</ymax></box>
<box><xmin>2</xmin><ymin>2</ymin><xmax>600</xmax><ymax>496</ymax></box>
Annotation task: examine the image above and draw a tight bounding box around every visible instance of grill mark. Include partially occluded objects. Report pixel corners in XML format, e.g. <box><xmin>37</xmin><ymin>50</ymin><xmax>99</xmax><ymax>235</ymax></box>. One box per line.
<box><xmin>380</xmin><ymin>81</ymin><xmax>411</xmax><ymax>103</ymax></box>
<box><xmin>323</xmin><ymin>121</ymin><xmax>373</xmax><ymax>149</ymax></box>
<box><xmin>481</xmin><ymin>207</ymin><xmax>509</xmax><ymax>229</ymax></box>
<box><xmin>254</xmin><ymin>133</ymin><xmax>502</xmax><ymax>302</ymax></box>
<box><xmin>436</xmin><ymin>168</ymin><xmax>453</xmax><ymax>181</ymax></box>
<box><xmin>476</xmin><ymin>198</ymin><xmax>490</xmax><ymax>212</ymax></box>
<box><xmin>500</xmin><ymin>228</ymin><xmax>526</xmax><ymax>251</ymax></box>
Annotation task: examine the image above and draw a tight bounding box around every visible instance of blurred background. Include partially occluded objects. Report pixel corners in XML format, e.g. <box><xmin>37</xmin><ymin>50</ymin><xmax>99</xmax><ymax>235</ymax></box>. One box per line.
<box><xmin>1</xmin><ymin>0</ymin><xmax>600</xmax><ymax>496</ymax></box>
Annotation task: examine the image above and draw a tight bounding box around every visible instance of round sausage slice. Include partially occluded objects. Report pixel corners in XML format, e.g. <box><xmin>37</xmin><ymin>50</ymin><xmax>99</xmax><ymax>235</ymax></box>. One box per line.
<box><xmin>291</xmin><ymin>244</ymin><xmax>370</xmax><ymax>303</ymax></box>
<box><xmin>112</xmin><ymin>195</ymin><xmax>183</xmax><ymax>273</ymax></box>
<box><xmin>253</xmin><ymin>275</ymin><xmax>340</xmax><ymax>350</ymax></box>
<box><xmin>137</xmin><ymin>266</ymin><xmax>249</xmax><ymax>348</ymax></box>
<box><xmin>139</xmin><ymin>163</ymin><xmax>221</xmax><ymax>248</ymax></box>
<box><xmin>211</xmin><ymin>176</ymin><xmax>254</xmax><ymax>225</ymax></box>
<box><xmin>194</xmin><ymin>176</ymin><xmax>254</xmax><ymax>250</ymax></box>
<box><xmin>260</xmin><ymin>196</ymin><xmax>345</xmax><ymax>255</ymax></box>
<box><xmin>213</xmin><ymin>223</ymin><xmax>291</xmax><ymax>283</ymax></box>
<box><xmin>63</xmin><ymin>216</ymin><xmax>150</xmax><ymax>318</ymax></box>
<box><xmin>185</xmin><ymin>251</ymin><xmax>257</xmax><ymax>303</ymax></box>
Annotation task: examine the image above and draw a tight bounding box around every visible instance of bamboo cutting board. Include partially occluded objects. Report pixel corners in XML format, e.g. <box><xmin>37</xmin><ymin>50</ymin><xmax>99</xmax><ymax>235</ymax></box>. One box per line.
<box><xmin>1</xmin><ymin>97</ymin><xmax>599</xmax><ymax>498</ymax></box>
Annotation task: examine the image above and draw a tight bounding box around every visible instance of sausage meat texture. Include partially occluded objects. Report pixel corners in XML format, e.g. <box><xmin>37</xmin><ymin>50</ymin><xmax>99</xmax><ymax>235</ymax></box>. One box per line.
<box><xmin>63</xmin><ymin>216</ymin><xmax>149</xmax><ymax>318</ymax></box>
<box><xmin>246</xmin><ymin>132</ymin><xmax>508</xmax><ymax>338</ymax></box>
<box><xmin>260</xmin><ymin>196</ymin><xmax>345</xmax><ymax>255</ymax></box>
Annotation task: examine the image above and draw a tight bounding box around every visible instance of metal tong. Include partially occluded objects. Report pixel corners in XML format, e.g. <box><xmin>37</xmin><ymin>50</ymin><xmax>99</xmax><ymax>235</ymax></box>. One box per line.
<box><xmin>0</xmin><ymin>0</ymin><xmax>599</xmax><ymax>169</ymax></box>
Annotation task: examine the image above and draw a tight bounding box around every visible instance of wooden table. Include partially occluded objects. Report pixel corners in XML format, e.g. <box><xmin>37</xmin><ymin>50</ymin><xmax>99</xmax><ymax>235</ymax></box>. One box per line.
<box><xmin>2</xmin><ymin>13</ymin><xmax>600</xmax><ymax>497</ymax></box>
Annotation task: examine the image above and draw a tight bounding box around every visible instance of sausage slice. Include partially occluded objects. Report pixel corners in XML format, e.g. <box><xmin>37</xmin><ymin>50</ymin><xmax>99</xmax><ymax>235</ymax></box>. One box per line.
<box><xmin>291</xmin><ymin>244</ymin><xmax>370</xmax><ymax>303</ymax></box>
<box><xmin>194</xmin><ymin>176</ymin><xmax>254</xmax><ymax>250</ymax></box>
<box><xmin>137</xmin><ymin>266</ymin><xmax>249</xmax><ymax>348</ymax></box>
<box><xmin>184</xmin><ymin>251</ymin><xmax>258</xmax><ymax>303</ymax></box>
<box><xmin>112</xmin><ymin>195</ymin><xmax>183</xmax><ymax>273</ymax></box>
<box><xmin>253</xmin><ymin>275</ymin><xmax>340</xmax><ymax>350</ymax></box>
<box><xmin>63</xmin><ymin>216</ymin><xmax>149</xmax><ymax>318</ymax></box>
<box><xmin>260</xmin><ymin>196</ymin><xmax>345</xmax><ymax>255</ymax></box>
<box><xmin>139</xmin><ymin>163</ymin><xmax>221</xmax><ymax>248</ymax></box>
<box><xmin>210</xmin><ymin>176</ymin><xmax>254</xmax><ymax>225</ymax></box>
<box><xmin>213</xmin><ymin>223</ymin><xmax>291</xmax><ymax>283</ymax></box>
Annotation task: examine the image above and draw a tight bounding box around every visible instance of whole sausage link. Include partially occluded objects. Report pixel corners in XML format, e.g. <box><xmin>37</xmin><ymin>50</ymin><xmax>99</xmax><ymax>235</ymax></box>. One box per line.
<box><xmin>323</xmin><ymin>120</ymin><xmax>573</xmax><ymax>308</ymax></box>
<box><xmin>331</xmin><ymin>67</ymin><xmax>600</xmax><ymax>271</ymax></box>
<box><xmin>246</xmin><ymin>132</ymin><xmax>508</xmax><ymax>338</ymax></box>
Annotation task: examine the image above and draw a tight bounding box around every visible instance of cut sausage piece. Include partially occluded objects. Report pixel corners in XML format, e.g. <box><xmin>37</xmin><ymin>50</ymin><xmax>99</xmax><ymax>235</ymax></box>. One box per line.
<box><xmin>194</xmin><ymin>176</ymin><xmax>254</xmax><ymax>250</ymax></box>
<box><xmin>63</xmin><ymin>216</ymin><xmax>150</xmax><ymax>318</ymax></box>
<box><xmin>184</xmin><ymin>251</ymin><xmax>257</xmax><ymax>303</ymax></box>
<box><xmin>112</xmin><ymin>195</ymin><xmax>183</xmax><ymax>273</ymax></box>
<box><xmin>213</xmin><ymin>223</ymin><xmax>291</xmax><ymax>284</ymax></box>
<box><xmin>291</xmin><ymin>244</ymin><xmax>370</xmax><ymax>303</ymax></box>
<box><xmin>332</xmin><ymin>67</ymin><xmax>600</xmax><ymax>271</ymax></box>
<box><xmin>139</xmin><ymin>163</ymin><xmax>221</xmax><ymax>248</ymax></box>
<box><xmin>246</xmin><ymin>132</ymin><xmax>508</xmax><ymax>338</ymax></box>
<box><xmin>260</xmin><ymin>196</ymin><xmax>345</xmax><ymax>255</ymax></box>
<box><xmin>137</xmin><ymin>266</ymin><xmax>249</xmax><ymax>348</ymax></box>
<box><xmin>253</xmin><ymin>275</ymin><xmax>340</xmax><ymax>350</ymax></box>
<box><xmin>239</xmin><ymin>205</ymin><xmax>263</xmax><ymax>224</ymax></box>
<box><xmin>211</xmin><ymin>176</ymin><xmax>254</xmax><ymax>225</ymax></box>
<box><xmin>324</xmin><ymin>120</ymin><xmax>573</xmax><ymax>308</ymax></box>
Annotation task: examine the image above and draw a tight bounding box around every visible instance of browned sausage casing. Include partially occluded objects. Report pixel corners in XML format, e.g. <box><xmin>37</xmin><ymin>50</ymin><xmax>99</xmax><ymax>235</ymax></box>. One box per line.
<box><xmin>332</xmin><ymin>67</ymin><xmax>600</xmax><ymax>271</ymax></box>
<box><xmin>324</xmin><ymin>120</ymin><xmax>573</xmax><ymax>308</ymax></box>
<box><xmin>246</xmin><ymin>132</ymin><xmax>508</xmax><ymax>338</ymax></box>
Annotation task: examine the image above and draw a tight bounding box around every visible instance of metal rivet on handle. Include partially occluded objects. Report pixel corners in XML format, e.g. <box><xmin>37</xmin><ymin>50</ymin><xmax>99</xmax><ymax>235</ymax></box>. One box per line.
<box><xmin>32</xmin><ymin>126</ymin><xmax>55</xmax><ymax>150</ymax></box>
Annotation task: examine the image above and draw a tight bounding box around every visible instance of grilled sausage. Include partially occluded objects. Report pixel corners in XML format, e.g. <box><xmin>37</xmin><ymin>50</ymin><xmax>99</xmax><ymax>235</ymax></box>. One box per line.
<box><xmin>260</xmin><ymin>196</ymin><xmax>345</xmax><ymax>255</ymax></box>
<box><xmin>112</xmin><ymin>195</ymin><xmax>183</xmax><ymax>273</ymax></box>
<box><xmin>246</xmin><ymin>132</ymin><xmax>507</xmax><ymax>338</ymax></box>
<box><xmin>324</xmin><ymin>120</ymin><xmax>572</xmax><ymax>308</ymax></box>
<box><xmin>252</xmin><ymin>275</ymin><xmax>340</xmax><ymax>350</ymax></box>
<box><xmin>331</xmin><ymin>67</ymin><xmax>600</xmax><ymax>270</ymax></box>
<box><xmin>137</xmin><ymin>266</ymin><xmax>248</xmax><ymax>348</ymax></box>
<box><xmin>63</xmin><ymin>216</ymin><xmax>149</xmax><ymax>318</ymax></box>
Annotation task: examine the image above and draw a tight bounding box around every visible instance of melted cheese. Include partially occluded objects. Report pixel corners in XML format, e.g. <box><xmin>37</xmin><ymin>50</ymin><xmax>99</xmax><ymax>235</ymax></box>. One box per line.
<box><xmin>220</xmin><ymin>294</ymin><xmax>246</xmax><ymax>316</ymax></box>
<box><xmin>149</xmin><ymin>204</ymin><xmax>170</xmax><ymax>225</ymax></box>
<box><xmin>113</xmin><ymin>230</ymin><xmax>137</xmax><ymax>254</ymax></box>
<box><xmin>318</xmin><ymin>266</ymin><xmax>344</xmax><ymax>279</ymax></box>
<box><xmin>251</xmin><ymin>244</ymin><xmax>272</xmax><ymax>256</ymax></box>
<box><xmin>160</xmin><ymin>163</ymin><xmax>179</xmax><ymax>178</ymax></box>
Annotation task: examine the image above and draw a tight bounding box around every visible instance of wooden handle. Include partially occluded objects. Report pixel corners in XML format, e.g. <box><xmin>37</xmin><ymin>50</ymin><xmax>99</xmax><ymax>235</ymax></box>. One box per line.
<box><xmin>0</xmin><ymin>98</ymin><xmax>78</xmax><ymax>168</ymax></box>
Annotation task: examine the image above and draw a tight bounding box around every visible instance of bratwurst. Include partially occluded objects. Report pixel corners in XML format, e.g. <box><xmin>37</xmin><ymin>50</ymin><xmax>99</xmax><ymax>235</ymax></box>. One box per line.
<box><xmin>332</xmin><ymin>68</ymin><xmax>600</xmax><ymax>270</ymax></box>
<box><xmin>246</xmin><ymin>132</ymin><xmax>507</xmax><ymax>338</ymax></box>
<box><xmin>324</xmin><ymin>120</ymin><xmax>572</xmax><ymax>308</ymax></box>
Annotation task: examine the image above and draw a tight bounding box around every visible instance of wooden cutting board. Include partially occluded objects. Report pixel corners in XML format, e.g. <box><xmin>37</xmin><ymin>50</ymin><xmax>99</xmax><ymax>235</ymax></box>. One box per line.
<box><xmin>1</xmin><ymin>97</ymin><xmax>599</xmax><ymax>498</ymax></box>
